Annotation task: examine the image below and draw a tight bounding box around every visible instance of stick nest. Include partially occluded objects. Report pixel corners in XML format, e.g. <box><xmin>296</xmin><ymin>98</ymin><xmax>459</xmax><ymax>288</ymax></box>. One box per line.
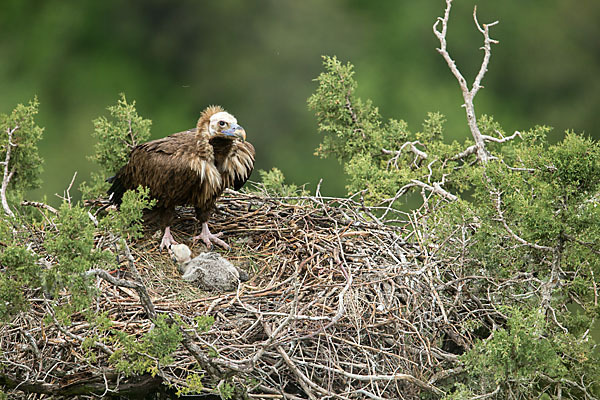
<box><xmin>1</xmin><ymin>190</ymin><xmax>489</xmax><ymax>399</ymax></box>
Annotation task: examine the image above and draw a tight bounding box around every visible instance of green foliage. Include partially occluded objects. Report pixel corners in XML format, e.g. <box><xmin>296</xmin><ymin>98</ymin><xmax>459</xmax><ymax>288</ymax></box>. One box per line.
<box><xmin>442</xmin><ymin>384</ymin><xmax>476</xmax><ymax>400</ymax></box>
<box><xmin>194</xmin><ymin>315</ymin><xmax>215</xmax><ymax>333</ymax></box>
<box><xmin>217</xmin><ymin>381</ymin><xmax>236</xmax><ymax>400</ymax></box>
<box><xmin>460</xmin><ymin>308</ymin><xmax>599</xmax><ymax>398</ymax></box>
<box><xmin>43</xmin><ymin>202</ymin><xmax>112</xmax><ymax>312</ymax></box>
<box><xmin>308</xmin><ymin>56</ymin><xmax>470</xmax><ymax>203</ymax></box>
<box><xmin>0</xmin><ymin>98</ymin><xmax>44</xmax><ymax>210</ymax></box>
<box><xmin>109</xmin><ymin>314</ymin><xmax>182</xmax><ymax>376</ymax></box>
<box><xmin>176</xmin><ymin>372</ymin><xmax>204</xmax><ymax>396</ymax></box>
<box><xmin>258</xmin><ymin>168</ymin><xmax>308</xmax><ymax>197</ymax></box>
<box><xmin>0</xmin><ymin>245</ymin><xmax>40</xmax><ymax>321</ymax></box>
<box><xmin>426</xmin><ymin>129</ymin><xmax>600</xmax><ymax>398</ymax></box>
<box><xmin>469</xmin><ymin>128</ymin><xmax>600</xmax><ymax>275</ymax></box>
<box><xmin>100</xmin><ymin>186</ymin><xmax>156</xmax><ymax>240</ymax></box>
<box><xmin>307</xmin><ymin>56</ymin><xmax>394</xmax><ymax>169</ymax></box>
<box><xmin>90</xmin><ymin>93</ymin><xmax>151</xmax><ymax>175</ymax></box>
<box><xmin>464</xmin><ymin>309</ymin><xmax>565</xmax><ymax>383</ymax></box>
<box><xmin>82</xmin><ymin>94</ymin><xmax>151</xmax><ymax>198</ymax></box>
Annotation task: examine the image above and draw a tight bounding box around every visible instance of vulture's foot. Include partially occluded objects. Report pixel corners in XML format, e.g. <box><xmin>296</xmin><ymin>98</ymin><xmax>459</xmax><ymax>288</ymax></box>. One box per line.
<box><xmin>159</xmin><ymin>226</ymin><xmax>178</xmax><ymax>250</ymax></box>
<box><xmin>193</xmin><ymin>223</ymin><xmax>230</xmax><ymax>249</ymax></box>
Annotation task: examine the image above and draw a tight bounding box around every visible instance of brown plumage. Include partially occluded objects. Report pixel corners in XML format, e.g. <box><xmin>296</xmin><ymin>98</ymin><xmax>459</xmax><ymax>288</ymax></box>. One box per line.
<box><xmin>107</xmin><ymin>105</ymin><xmax>255</xmax><ymax>249</ymax></box>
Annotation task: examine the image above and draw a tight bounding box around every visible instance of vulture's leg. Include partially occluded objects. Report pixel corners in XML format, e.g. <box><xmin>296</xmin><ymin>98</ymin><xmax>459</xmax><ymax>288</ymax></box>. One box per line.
<box><xmin>193</xmin><ymin>223</ymin><xmax>230</xmax><ymax>249</ymax></box>
<box><xmin>160</xmin><ymin>226</ymin><xmax>178</xmax><ymax>250</ymax></box>
<box><xmin>156</xmin><ymin>206</ymin><xmax>178</xmax><ymax>251</ymax></box>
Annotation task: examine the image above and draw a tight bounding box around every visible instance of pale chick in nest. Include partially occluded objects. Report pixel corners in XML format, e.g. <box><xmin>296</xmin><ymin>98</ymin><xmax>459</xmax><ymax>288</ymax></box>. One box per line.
<box><xmin>169</xmin><ymin>244</ymin><xmax>248</xmax><ymax>292</ymax></box>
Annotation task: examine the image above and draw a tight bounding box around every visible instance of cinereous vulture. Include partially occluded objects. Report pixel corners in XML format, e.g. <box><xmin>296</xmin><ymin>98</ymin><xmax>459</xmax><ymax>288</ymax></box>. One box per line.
<box><xmin>107</xmin><ymin>106</ymin><xmax>255</xmax><ymax>249</ymax></box>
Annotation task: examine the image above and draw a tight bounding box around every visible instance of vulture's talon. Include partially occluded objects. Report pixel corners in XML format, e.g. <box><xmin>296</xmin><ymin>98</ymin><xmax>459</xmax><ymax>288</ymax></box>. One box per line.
<box><xmin>159</xmin><ymin>227</ymin><xmax>178</xmax><ymax>251</ymax></box>
<box><xmin>193</xmin><ymin>223</ymin><xmax>230</xmax><ymax>250</ymax></box>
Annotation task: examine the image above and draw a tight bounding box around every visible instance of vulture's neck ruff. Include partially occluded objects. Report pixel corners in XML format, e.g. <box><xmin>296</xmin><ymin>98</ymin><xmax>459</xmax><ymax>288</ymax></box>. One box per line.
<box><xmin>189</xmin><ymin>107</ymin><xmax>247</xmax><ymax>198</ymax></box>
<box><xmin>189</xmin><ymin>124</ymin><xmax>221</xmax><ymax>194</ymax></box>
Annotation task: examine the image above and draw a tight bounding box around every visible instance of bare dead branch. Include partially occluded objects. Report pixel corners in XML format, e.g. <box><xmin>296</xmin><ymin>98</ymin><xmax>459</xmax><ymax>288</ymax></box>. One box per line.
<box><xmin>382</xmin><ymin>140</ymin><xmax>428</xmax><ymax>168</ymax></box>
<box><xmin>55</xmin><ymin>172</ymin><xmax>78</xmax><ymax>206</ymax></box>
<box><xmin>434</xmin><ymin>1</ymin><xmax>499</xmax><ymax>164</ymax></box>
<box><xmin>411</xmin><ymin>179</ymin><xmax>458</xmax><ymax>201</ymax></box>
<box><xmin>451</xmin><ymin>131</ymin><xmax>523</xmax><ymax>161</ymax></box>
<box><xmin>470</xmin><ymin>384</ymin><xmax>501</xmax><ymax>399</ymax></box>
<box><xmin>20</xmin><ymin>201</ymin><xmax>58</xmax><ymax>215</ymax></box>
<box><xmin>472</xmin><ymin>6</ymin><xmax>499</xmax><ymax>96</ymax></box>
<box><xmin>1</xmin><ymin>125</ymin><xmax>19</xmax><ymax>217</ymax></box>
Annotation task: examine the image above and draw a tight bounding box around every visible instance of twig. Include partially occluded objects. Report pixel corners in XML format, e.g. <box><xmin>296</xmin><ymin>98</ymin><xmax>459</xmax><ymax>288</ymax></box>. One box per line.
<box><xmin>122</xmin><ymin>241</ymin><xmax>156</xmax><ymax>319</ymax></box>
<box><xmin>451</xmin><ymin>131</ymin><xmax>522</xmax><ymax>161</ymax></box>
<box><xmin>298</xmin><ymin>263</ymin><xmax>353</xmax><ymax>340</ymax></box>
<box><xmin>44</xmin><ymin>299</ymin><xmax>114</xmax><ymax>356</ymax></box>
<box><xmin>382</xmin><ymin>140</ymin><xmax>428</xmax><ymax>168</ymax></box>
<box><xmin>296</xmin><ymin>360</ymin><xmax>444</xmax><ymax>396</ymax></box>
<box><xmin>563</xmin><ymin>233</ymin><xmax>600</xmax><ymax>256</ymax></box>
<box><xmin>411</xmin><ymin>179</ymin><xmax>458</xmax><ymax>201</ymax></box>
<box><xmin>2</xmin><ymin>191</ymin><xmax>555</xmax><ymax>398</ymax></box>
<box><xmin>20</xmin><ymin>201</ymin><xmax>58</xmax><ymax>215</ymax></box>
<box><xmin>493</xmin><ymin>191</ymin><xmax>552</xmax><ymax>251</ymax></box>
<box><xmin>55</xmin><ymin>172</ymin><xmax>78</xmax><ymax>205</ymax></box>
<box><xmin>262</xmin><ymin>320</ymin><xmax>327</xmax><ymax>400</ymax></box>
<box><xmin>469</xmin><ymin>384</ymin><xmax>500</xmax><ymax>399</ymax></box>
<box><xmin>250</xmin><ymin>273</ymin><xmax>300</xmax><ymax>363</ymax></box>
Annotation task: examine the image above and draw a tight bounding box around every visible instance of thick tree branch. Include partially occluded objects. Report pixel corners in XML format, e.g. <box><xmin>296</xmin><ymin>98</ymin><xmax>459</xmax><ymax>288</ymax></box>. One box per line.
<box><xmin>1</xmin><ymin>125</ymin><xmax>19</xmax><ymax>217</ymax></box>
<box><xmin>123</xmin><ymin>240</ymin><xmax>157</xmax><ymax>319</ymax></box>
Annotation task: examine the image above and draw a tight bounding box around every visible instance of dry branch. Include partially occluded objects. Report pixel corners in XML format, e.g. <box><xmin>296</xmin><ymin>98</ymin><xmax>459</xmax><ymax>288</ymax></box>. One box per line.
<box><xmin>411</xmin><ymin>179</ymin><xmax>458</xmax><ymax>202</ymax></box>
<box><xmin>382</xmin><ymin>140</ymin><xmax>428</xmax><ymax>168</ymax></box>
<box><xmin>20</xmin><ymin>201</ymin><xmax>59</xmax><ymax>215</ymax></box>
<box><xmin>434</xmin><ymin>0</ymin><xmax>498</xmax><ymax>164</ymax></box>
<box><xmin>1</xmin><ymin>125</ymin><xmax>19</xmax><ymax>217</ymax></box>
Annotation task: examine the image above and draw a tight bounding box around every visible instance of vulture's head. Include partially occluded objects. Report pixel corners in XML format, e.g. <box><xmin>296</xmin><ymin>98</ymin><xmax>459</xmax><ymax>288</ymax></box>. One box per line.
<box><xmin>198</xmin><ymin>106</ymin><xmax>246</xmax><ymax>141</ymax></box>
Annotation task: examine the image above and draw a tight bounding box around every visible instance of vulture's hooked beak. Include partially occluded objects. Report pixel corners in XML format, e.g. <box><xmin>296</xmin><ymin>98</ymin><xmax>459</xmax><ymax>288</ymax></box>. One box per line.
<box><xmin>222</xmin><ymin>123</ymin><xmax>246</xmax><ymax>141</ymax></box>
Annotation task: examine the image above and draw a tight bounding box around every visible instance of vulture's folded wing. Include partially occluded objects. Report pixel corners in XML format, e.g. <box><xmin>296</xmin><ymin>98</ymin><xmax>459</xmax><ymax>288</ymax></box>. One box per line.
<box><xmin>110</xmin><ymin>130</ymin><xmax>222</xmax><ymax>208</ymax></box>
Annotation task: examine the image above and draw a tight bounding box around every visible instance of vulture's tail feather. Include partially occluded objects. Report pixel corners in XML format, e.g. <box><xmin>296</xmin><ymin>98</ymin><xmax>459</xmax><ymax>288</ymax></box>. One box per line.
<box><xmin>107</xmin><ymin>175</ymin><xmax>126</xmax><ymax>205</ymax></box>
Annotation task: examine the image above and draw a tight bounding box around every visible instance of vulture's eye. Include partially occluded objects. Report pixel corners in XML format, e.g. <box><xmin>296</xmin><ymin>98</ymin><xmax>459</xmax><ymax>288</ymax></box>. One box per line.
<box><xmin>218</xmin><ymin>121</ymin><xmax>226</xmax><ymax>127</ymax></box>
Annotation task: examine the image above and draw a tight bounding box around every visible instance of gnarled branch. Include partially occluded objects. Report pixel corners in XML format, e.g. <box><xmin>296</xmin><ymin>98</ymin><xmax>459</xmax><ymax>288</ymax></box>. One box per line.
<box><xmin>1</xmin><ymin>125</ymin><xmax>19</xmax><ymax>217</ymax></box>
<box><xmin>434</xmin><ymin>0</ymin><xmax>498</xmax><ymax>164</ymax></box>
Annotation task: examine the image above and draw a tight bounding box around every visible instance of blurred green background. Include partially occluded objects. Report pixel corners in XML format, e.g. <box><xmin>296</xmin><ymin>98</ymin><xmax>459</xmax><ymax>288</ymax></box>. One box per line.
<box><xmin>1</xmin><ymin>0</ymin><xmax>599</xmax><ymax>206</ymax></box>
